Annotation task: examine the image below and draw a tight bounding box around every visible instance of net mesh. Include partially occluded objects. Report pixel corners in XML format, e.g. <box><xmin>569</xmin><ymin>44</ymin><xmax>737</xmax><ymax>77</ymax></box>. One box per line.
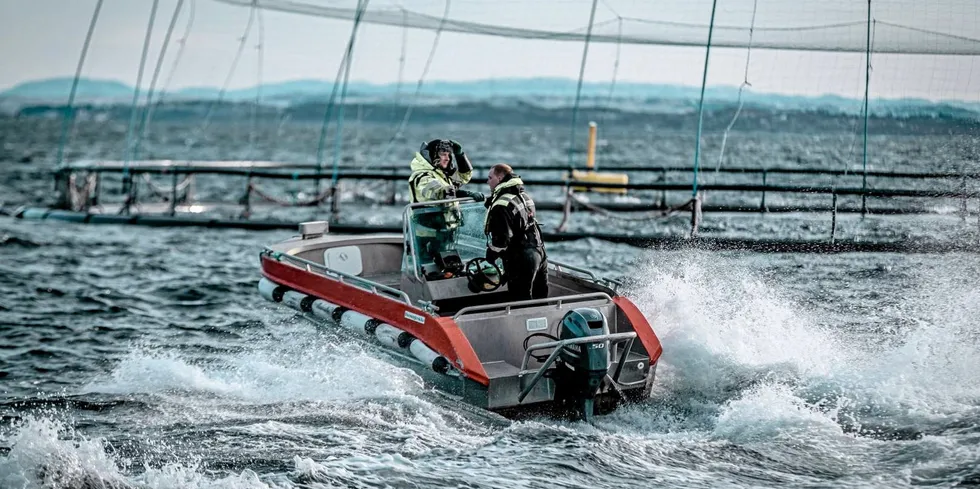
<box><xmin>216</xmin><ymin>0</ymin><xmax>980</xmax><ymax>54</ymax></box>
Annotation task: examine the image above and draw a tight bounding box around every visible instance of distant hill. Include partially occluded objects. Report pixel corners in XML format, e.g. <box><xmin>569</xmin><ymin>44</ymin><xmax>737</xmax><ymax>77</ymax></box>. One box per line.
<box><xmin>1</xmin><ymin>77</ymin><xmax>134</xmax><ymax>99</ymax></box>
<box><xmin>0</xmin><ymin>76</ymin><xmax>821</xmax><ymax>102</ymax></box>
<box><xmin>2</xmin><ymin>76</ymin><xmax>979</xmax><ymax>120</ymax></box>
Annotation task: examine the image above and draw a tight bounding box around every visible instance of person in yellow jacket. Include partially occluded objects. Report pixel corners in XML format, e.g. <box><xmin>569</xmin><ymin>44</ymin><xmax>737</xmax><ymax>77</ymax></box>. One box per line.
<box><xmin>407</xmin><ymin>139</ymin><xmax>484</xmax><ymax>267</ymax></box>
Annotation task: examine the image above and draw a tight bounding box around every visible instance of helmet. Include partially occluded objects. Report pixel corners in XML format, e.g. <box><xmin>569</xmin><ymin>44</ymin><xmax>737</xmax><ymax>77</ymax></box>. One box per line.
<box><xmin>424</xmin><ymin>139</ymin><xmax>456</xmax><ymax>175</ymax></box>
<box><xmin>434</xmin><ymin>139</ymin><xmax>453</xmax><ymax>156</ymax></box>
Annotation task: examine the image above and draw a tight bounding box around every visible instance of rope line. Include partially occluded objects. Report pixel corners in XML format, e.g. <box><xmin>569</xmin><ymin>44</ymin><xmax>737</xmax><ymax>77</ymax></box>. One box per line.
<box><xmin>197</xmin><ymin>4</ymin><xmax>256</xmax><ymax>138</ymax></box>
<box><xmin>144</xmin><ymin>0</ymin><xmax>197</xmax><ymax>131</ymax></box>
<box><xmin>713</xmin><ymin>0</ymin><xmax>757</xmax><ymax>177</ymax></box>
<box><xmin>140</xmin><ymin>173</ymin><xmax>193</xmax><ymax>199</ymax></box>
<box><xmin>331</xmin><ymin>0</ymin><xmax>370</xmax><ymax>188</ymax></box>
<box><xmin>123</xmin><ymin>0</ymin><xmax>160</xmax><ymax>174</ymax></box>
<box><xmin>134</xmin><ymin>0</ymin><xmax>186</xmax><ymax>161</ymax></box>
<box><xmin>248</xmin><ymin>182</ymin><xmax>334</xmax><ymax>206</ymax></box>
<box><xmin>376</xmin><ymin>0</ymin><xmax>453</xmax><ymax>163</ymax></box>
<box><xmin>250</xmin><ymin>0</ymin><xmax>266</xmax><ymax>161</ymax></box>
<box><xmin>56</xmin><ymin>0</ymin><xmax>104</xmax><ymax>166</ymax></box>
<box><xmin>314</xmin><ymin>0</ymin><xmax>371</xmax><ymax>196</ymax></box>
<box><xmin>565</xmin><ymin>0</ymin><xmax>600</xmax><ymax>170</ymax></box>
<box><xmin>568</xmin><ymin>191</ymin><xmax>697</xmax><ymax>222</ymax></box>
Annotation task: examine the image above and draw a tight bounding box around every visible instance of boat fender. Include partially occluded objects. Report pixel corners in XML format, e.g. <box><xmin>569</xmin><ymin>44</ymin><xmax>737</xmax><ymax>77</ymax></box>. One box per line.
<box><xmin>282</xmin><ymin>290</ymin><xmax>307</xmax><ymax>311</ymax></box>
<box><xmin>257</xmin><ymin>277</ymin><xmax>286</xmax><ymax>303</ymax></box>
<box><xmin>375</xmin><ymin>323</ymin><xmax>407</xmax><ymax>350</ymax></box>
<box><xmin>310</xmin><ymin>299</ymin><xmax>340</xmax><ymax>322</ymax></box>
<box><xmin>340</xmin><ymin>310</ymin><xmax>374</xmax><ymax>335</ymax></box>
<box><xmin>299</xmin><ymin>295</ymin><xmax>317</xmax><ymax>313</ymax></box>
<box><xmin>364</xmin><ymin>318</ymin><xmax>382</xmax><ymax>335</ymax></box>
<box><xmin>408</xmin><ymin>340</ymin><xmax>451</xmax><ymax>374</ymax></box>
<box><xmin>332</xmin><ymin>306</ymin><xmax>349</xmax><ymax>323</ymax></box>
<box><xmin>397</xmin><ymin>333</ymin><xmax>415</xmax><ymax>348</ymax></box>
<box><xmin>432</xmin><ymin>357</ymin><xmax>450</xmax><ymax>374</ymax></box>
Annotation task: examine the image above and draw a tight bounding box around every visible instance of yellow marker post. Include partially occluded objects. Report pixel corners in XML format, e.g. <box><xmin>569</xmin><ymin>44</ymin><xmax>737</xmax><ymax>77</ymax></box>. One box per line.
<box><xmin>571</xmin><ymin>121</ymin><xmax>628</xmax><ymax>194</ymax></box>
<box><xmin>585</xmin><ymin>121</ymin><xmax>597</xmax><ymax>170</ymax></box>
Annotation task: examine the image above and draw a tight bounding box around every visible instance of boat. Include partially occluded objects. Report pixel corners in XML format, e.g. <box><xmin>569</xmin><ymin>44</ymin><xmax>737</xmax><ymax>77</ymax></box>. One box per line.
<box><xmin>257</xmin><ymin>197</ymin><xmax>663</xmax><ymax>420</ymax></box>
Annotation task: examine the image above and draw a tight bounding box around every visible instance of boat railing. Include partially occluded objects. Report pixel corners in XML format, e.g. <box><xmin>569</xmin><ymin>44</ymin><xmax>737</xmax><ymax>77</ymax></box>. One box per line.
<box><xmin>262</xmin><ymin>248</ymin><xmax>414</xmax><ymax>307</ymax></box>
<box><xmin>452</xmin><ymin>292</ymin><xmax>612</xmax><ymax>321</ymax></box>
<box><xmin>517</xmin><ymin>332</ymin><xmax>638</xmax><ymax>403</ymax></box>
<box><xmin>549</xmin><ymin>260</ymin><xmax>623</xmax><ymax>291</ymax></box>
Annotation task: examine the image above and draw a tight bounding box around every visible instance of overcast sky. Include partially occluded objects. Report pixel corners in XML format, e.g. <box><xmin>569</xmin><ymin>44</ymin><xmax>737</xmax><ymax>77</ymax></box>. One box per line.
<box><xmin>2</xmin><ymin>0</ymin><xmax>978</xmax><ymax>102</ymax></box>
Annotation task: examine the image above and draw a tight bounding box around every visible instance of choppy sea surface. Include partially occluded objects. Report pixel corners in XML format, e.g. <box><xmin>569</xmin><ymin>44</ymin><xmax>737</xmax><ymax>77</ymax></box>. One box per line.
<box><xmin>2</xmin><ymin>115</ymin><xmax>980</xmax><ymax>488</ymax></box>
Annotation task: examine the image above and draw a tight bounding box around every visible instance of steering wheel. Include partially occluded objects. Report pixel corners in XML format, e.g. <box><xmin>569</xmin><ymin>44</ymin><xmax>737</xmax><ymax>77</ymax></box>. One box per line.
<box><xmin>464</xmin><ymin>257</ymin><xmax>503</xmax><ymax>292</ymax></box>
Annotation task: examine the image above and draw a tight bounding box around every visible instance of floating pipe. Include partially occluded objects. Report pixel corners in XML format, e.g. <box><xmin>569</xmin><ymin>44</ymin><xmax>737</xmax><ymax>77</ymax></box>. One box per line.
<box><xmin>409</xmin><ymin>339</ymin><xmax>450</xmax><ymax>373</ymax></box>
<box><xmin>256</xmin><ymin>278</ymin><xmax>454</xmax><ymax>374</ymax></box>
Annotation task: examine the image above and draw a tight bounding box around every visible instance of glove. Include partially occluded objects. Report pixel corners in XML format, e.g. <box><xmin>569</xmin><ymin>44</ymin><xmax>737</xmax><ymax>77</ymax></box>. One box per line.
<box><xmin>456</xmin><ymin>189</ymin><xmax>485</xmax><ymax>202</ymax></box>
<box><xmin>486</xmin><ymin>247</ymin><xmax>502</xmax><ymax>265</ymax></box>
<box><xmin>449</xmin><ymin>139</ymin><xmax>463</xmax><ymax>155</ymax></box>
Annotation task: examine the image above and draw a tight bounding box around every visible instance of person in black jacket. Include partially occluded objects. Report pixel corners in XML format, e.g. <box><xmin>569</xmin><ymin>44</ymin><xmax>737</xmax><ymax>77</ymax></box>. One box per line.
<box><xmin>484</xmin><ymin>163</ymin><xmax>548</xmax><ymax>300</ymax></box>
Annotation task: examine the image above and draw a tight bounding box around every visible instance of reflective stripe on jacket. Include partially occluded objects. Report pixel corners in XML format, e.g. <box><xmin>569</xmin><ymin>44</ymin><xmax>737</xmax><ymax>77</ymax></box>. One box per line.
<box><xmin>484</xmin><ymin>177</ymin><xmax>541</xmax><ymax>254</ymax></box>
<box><xmin>408</xmin><ymin>152</ymin><xmax>472</xmax><ymax>203</ymax></box>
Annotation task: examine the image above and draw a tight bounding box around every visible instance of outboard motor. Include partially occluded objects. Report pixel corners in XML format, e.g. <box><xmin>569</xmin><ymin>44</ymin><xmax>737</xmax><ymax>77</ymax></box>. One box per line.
<box><xmin>553</xmin><ymin>307</ymin><xmax>610</xmax><ymax>421</ymax></box>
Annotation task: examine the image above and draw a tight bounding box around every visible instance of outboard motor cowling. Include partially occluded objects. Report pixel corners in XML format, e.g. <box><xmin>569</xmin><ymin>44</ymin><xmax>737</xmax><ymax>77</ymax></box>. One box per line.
<box><xmin>553</xmin><ymin>307</ymin><xmax>610</xmax><ymax>421</ymax></box>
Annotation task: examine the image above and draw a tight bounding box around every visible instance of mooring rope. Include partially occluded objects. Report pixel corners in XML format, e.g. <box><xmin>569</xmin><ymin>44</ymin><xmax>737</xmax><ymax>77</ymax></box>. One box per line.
<box><xmin>67</xmin><ymin>173</ymin><xmax>98</xmax><ymax>211</ymax></box>
<box><xmin>567</xmin><ymin>191</ymin><xmax>697</xmax><ymax>222</ymax></box>
<box><xmin>140</xmin><ymin>173</ymin><xmax>193</xmax><ymax>200</ymax></box>
<box><xmin>248</xmin><ymin>182</ymin><xmax>334</xmax><ymax>206</ymax></box>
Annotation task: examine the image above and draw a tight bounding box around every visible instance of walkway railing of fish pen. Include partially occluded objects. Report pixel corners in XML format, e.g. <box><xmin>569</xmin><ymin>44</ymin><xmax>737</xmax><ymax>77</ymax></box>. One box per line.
<box><xmin>51</xmin><ymin>159</ymin><xmax>980</xmax><ymax>241</ymax></box>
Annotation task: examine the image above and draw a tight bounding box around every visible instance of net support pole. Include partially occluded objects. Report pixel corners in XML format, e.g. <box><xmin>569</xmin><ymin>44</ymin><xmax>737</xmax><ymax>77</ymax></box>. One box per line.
<box><xmin>123</xmin><ymin>0</ymin><xmax>161</xmax><ymax>188</ymax></box>
<box><xmin>57</xmin><ymin>0</ymin><xmax>104</xmax><ymax>167</ymax></box>
<box><xmin>329</xmin><ymin>0</ymin><xmax>369</xmax><ymax>214</ymax></box>
<box><xmin>831</xmin><ymin>191</ymin><xmax>838</xmax><ymax>243</ymax></box>
<box><xmin>565</xmin><ymin>0</ymin><xmax>599</xmax><ymax>170</ymax></box>
<box><xmin>861</xmin><ymin>0</ymin><xmax>872</xmax><ymax>217</ymax></box>
<box><xmin>690</xmin><ymin>0</ymin><xmax>718</xmax><ymax>236</ymax></box>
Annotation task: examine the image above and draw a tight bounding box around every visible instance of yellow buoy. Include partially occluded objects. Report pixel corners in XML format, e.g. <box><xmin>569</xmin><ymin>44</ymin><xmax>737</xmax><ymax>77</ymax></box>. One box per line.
<box><xmin>568</xmin><ymin>122</ymin><xmax>629</xmax><ymax>194</ymax></box>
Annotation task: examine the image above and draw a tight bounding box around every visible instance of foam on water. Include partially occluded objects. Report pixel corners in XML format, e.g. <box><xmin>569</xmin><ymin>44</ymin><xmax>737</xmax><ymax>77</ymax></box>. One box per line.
<box><xmin>712</xmin><ymin>382</ymin><xmax>844</xmax><ymax>443</ymax></box>
<box><xmin>0</xmin><ymin>416</ymin><xmax>281</xmax><ymax>489</ymax></box>
<box><xmin>620</xmin><ymin>251</ymin><xmax>847</xmax><ymax>435</ymax></box>
<box><xmin>825</xmin><ymin>257</ymin><xmax>980</xmax><ymax>425</ymax></box>
<box><xmin>80</xmin><ymin>333</ymin><xmax>423</xmax><ymax>405</ymax></box>
<box><xmin>606</xmin><ymin>251</ymin><xmax>980</xmax><ymax>484</ymax></box>
<box><xmin>0</xmin><ymin>416</ymin><xmax>130</xmax><ymax>489</ymax></box>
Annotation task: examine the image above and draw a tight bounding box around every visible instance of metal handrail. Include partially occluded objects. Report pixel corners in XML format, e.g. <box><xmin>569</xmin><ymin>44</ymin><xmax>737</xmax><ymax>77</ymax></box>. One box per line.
<box><xmin>548</xmin><ymin>259</ymin><xmax>598</xmax><ymax>280</ymax></box>
<box><xmin>549</xmin><ymin>260</ymin><xmax>623</xmax><ymax>290</ymax></box>
<box><xmin>263</xmin><ymin>248</ymin><xmax>414</xmax><ymax>307</ymax></box>
<box><xmin>452</xmin><ymin>292</ymin><xmax>612</xmax><ymax>321</ymax></box>
<box><xmin>517</xmin><ymin>332</ymin><xmax>637</xmax><ymax>403</ymax></box>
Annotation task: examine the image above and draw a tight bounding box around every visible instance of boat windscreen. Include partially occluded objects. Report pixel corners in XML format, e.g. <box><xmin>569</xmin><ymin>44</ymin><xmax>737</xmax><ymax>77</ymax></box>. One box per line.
<box><xmin>403</xmin><ymin>201</ymin><xmax>489</xmax><ymax>276</ymax></box>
